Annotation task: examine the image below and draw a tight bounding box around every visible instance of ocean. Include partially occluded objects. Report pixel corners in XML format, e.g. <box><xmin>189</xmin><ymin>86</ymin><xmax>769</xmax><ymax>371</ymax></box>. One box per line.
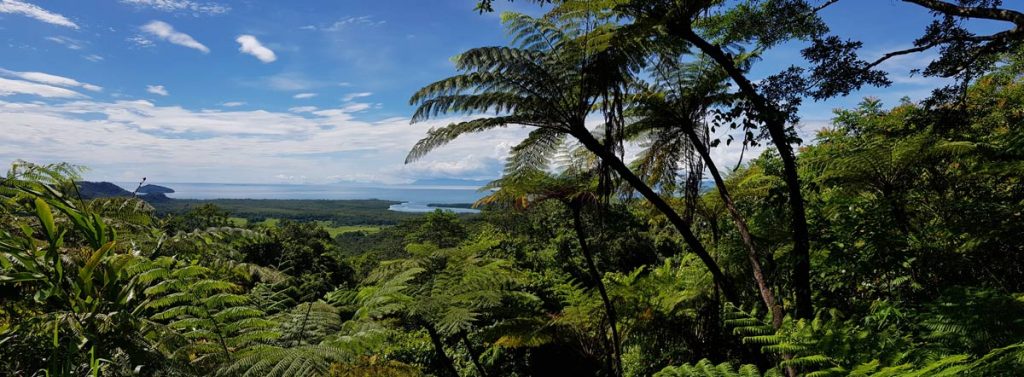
<box><xmin>114</xmin><ymin>182</ymin><xmax>486</xmax><ymax>213</ymax></box>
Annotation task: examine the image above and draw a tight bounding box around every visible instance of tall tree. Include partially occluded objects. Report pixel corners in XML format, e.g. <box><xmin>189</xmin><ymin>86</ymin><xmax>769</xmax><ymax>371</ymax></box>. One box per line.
<box><xmin>406</xmin><ymin>12</ymin><xmax>739</xmax><ymax>303</ymax></box>
<box><xmin>479</xmin><ymin>167</ymin><xmax>624</xmax><ymax>376</ymax></box>
<box><xmin>629</xmin><ymin>56</ymin><xmax>784</xmax><ymax>328</ymax></box>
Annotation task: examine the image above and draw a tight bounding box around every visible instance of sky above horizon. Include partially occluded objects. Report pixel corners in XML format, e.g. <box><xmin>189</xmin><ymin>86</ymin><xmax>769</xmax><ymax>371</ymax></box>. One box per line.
<box><xmin>0</xmin><ymin>0</ymin><xmax>1016</xmax><ymax>185</ymax></box>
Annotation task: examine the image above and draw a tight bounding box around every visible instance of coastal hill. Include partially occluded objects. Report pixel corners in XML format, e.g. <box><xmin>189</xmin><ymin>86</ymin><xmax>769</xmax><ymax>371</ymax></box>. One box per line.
<box><xmin>76</xmin><ymin>181</ymin><xmax>175</xmax><ymax>200</ymax></box>
<box><xmin>137</xmin><ymin>184</ymin><xmax>175</xmax><ymax>195</ymax></box>
<box><xmin>76</xmin><ymin>181</ymin><xmax>131</xmax><ymax>198</ymax></box>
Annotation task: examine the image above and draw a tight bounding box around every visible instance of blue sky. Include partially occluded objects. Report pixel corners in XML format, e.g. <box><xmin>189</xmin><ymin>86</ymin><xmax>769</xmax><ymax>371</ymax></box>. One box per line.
<box><xmin>0</xmin><ymin>0</ymin><xmax>1016</xmax><ymax>185</ymax></box>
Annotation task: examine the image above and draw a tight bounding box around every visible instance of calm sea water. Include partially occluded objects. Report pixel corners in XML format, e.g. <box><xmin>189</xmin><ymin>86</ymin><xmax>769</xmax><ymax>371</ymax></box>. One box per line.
<box><xmin>114</xmin><ymin>182</ymin><xmax>485</xmax><ymax>213</ymax></box>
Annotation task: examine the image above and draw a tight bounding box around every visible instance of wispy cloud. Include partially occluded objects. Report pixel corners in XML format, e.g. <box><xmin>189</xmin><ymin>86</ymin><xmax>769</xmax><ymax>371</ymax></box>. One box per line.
<box><xmin>0</xmin><ymin>0</ymin><xmax>78</xmax><ymax>29</ymax></box>
<box><xmin>126</xmin><ymin>35</ymin><xmax>155</xmax><ymax>48</ymax></box>
<box><xmin>83</xmin><ymin>54</ymin><xmax>104</xmax><ymax>62</ymax></box>
<box><xmin>322</xmin><ymin>16</ymin><xmax>385</xmax><ymax>32</ymax></box>
<box><xmin>342</xmin><ymin>92</ymin><xmax>372</xmax><ymax>102</ymax></box>
<box><xmin>0</xmin><ymin>78</ymin><xmax>84</xmax><ymax>98</ymax></box>
<box><xmin>146</xmin><ymin>85</ymin><xmax>168</xmax><ymax>96</ymax></box>
<box><xmin>0</xmin><ymin>68</ymin><xmax>102</xmax><ymax>92</ymax></box>
<box><xmin>235</xmin><ymin>35</ymin><xmax>276</xmax><ymax>63</ymax></box>
<box><xmin>221</xmin><ymin>101</ymin><xmax>246</xmax><ymax>107</ymax></box>
<box><xmin>293</xmin><ymin>92</ymin><xmax>316</xmax><ymax>99</ymax></box>
<box><xmin>141</xmin><ymin>20</ymin><xmax>209</xmax><ymax>53</ymax></box>
<box><xmin>119</xmin><ymin>0</ymin><xmax>228</xmax><ymax>15</ymax></box>
<box><xmin>255</xmin><ymin>72</ymin><xmax>320</xmax><ymax>91</ymax></box>
<box><xmin>44</xmin><ymin>35</ymin><xmax>84</xmax><ymax>50</ymax></box>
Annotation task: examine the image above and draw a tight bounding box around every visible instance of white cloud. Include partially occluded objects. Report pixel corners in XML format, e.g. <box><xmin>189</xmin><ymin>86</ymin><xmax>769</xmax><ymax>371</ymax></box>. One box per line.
<box><xmin>0</xmin><ymin>77</ymin><xmax>84</xmax><ymax>98</ymax></box>
<box><xmin>119</xmin><ymin>0</ymin><xmax>228</xmax><ymax>15</ymax></box>
<box><xmin>340</xmin><ymin>102</ymin><xmax>371</xmax><ymax>112</ymax></box>
<box><xmin>342</xmin><ymin>92</ymin><xmax>372</xmax><ymax>101</ymax></box>
<box><xmin>141</xmin><ymin>20</ymin><xmax>209</xmax><ymax>53</ymax></box>
<box><xmin>146</xmin><ymin>85</ymin><xmax>168</xmax><ymax>96</ymax></box>
<box><xmin>221</xmin><ymin>101</ymin><xmax>246</xmax><ymax>107</ymax></box>
<box><xmin>288</xmin><ymin>106</ymin><xmax>317</xmax><ymax>113</ymax></box>
<box><xmin>299</xmin><ymin>25</ymin><xmax>316</xmax><ymax>31</ymax></box>
<box><xmin>322</xmin><ymin>16</ymin><xmax>385</xmax><ymax>32</ymax></box>
<box><xmin>45</xmin><ymin>36</ymin><xmax>84</xmax><ymax>50</ymax></box>
<box><xmin>0</xmin><ymin>98</ymin><xmax>531</xmax><ymax>184</ymax></box>
<box><xmin>256</xmin><ymin>72</ymin><xmax>319</xmax><ymax>91</ymax></box>
<box><xmin>83</xmin><ymin>54</ymin><xmax>104</xmax><ymax>62</ymax></box>
<box><xmin>402</xmin><ymin>154</ymin><xmax>497</xmax><ymax>178</ymax></box>
<box><xmin>235</xmin><ymin>34</ymin><xmax>276</xmax><ymax>63</ymax></box>
<box><xmin>127</xmin><ymin>35</ymin><xmax>155</xmax><ymax>48</ymax></box>
<box><xmin>293</xmin><ymin>92</ymin><xmax>316</xmax><ymax>99</ymax></box>
<box><xmin>0</xmin><ymin>68</ymin><xmax>102</xmax><ymax>92</ymax></box>
<box><xmin>0</xmin><ymin>0</ymin><xmax>78</xmax><ymax>29</ymax></box>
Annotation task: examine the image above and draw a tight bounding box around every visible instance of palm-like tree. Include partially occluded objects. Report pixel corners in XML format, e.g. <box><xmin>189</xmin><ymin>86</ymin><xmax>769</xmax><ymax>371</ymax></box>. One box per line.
<box><xmin>356</xmin><ymin>239</ymin><xmax>532</xmax><ymax>377</ymax></box>
<box><xmin>628</xmin><ymin>56</ymin><xmax>784</xmax><ymax>328</ymax></box>
<box><xmin>406</xmin><ymin>12</ymin><xmax>738</xmax><ymax>303</ymax></box>
<box><xmin>477</xmin><ymin>160</ymin><xmax>625</xmax><ymax>375</ymax></box>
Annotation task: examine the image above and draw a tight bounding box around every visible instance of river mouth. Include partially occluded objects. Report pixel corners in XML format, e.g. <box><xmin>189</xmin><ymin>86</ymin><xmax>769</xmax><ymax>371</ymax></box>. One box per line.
<box><xmin>388</xmin><ymin>202</ymin><xmax>480</xmax><ymax>213</ymax></box>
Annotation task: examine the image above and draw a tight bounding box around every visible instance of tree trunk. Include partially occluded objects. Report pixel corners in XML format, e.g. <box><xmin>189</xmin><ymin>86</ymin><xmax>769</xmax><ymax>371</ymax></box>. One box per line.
<box><xmin>459</xmin><ymin>332</ymin><xmax>489</xmax><ymax>377</ymax></box>
<box><xmin>425</xmin><ymin>323</ymin><xmax>459</xmax><ymax>377</ymax></box>
<box><xmin>683</xmin><ymin>126</ymin><xmax>784</xmax><ymax>329</ymax></box>
<box><xmin>573</xmin><ymin>130</ymin><xmax>738</xmax><ymax>304</ymax></box>
<box><xmin>677</xmin><ymin>27</ymin><xmax>813</xmax><ymax>319</ymax></box>
<box><xmin>569</xmin><ymin>202</ymin><xmax>622</xmax><ymax>377</ymax></box>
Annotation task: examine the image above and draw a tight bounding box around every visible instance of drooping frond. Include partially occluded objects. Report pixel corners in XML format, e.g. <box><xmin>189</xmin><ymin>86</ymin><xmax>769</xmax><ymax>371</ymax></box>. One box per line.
<box><xmin>405</xmin><ymin>117</ymin><xmax>524</xmax><ymax>163</ymax></box>
<box><xmin>143</xmin><ymin>262</ymin><xmax>280</xmax><ymax>367</ymax></box>
<box><xmin>654</xmin><ymin>359</ymin><xmax>775</xmax><ymax>377</ymax></box>
<box><xmin>275</xmin><ymin>301</ymin><xmax>345</xmax><ymax>346</ymax></box>
<box><xmin>218</xmin><ymin>344</ymin><xmax>357</xmax><ymax>377</ymax></box>
<box><xmin>503</xmin><ymin>127</ymin><xmax>567</xmax><ymax>177</ymax></box>
<box><xmin>502</xmin><ymin>12</ymin><xmax>574</xmax><ymax>52</ymax></box>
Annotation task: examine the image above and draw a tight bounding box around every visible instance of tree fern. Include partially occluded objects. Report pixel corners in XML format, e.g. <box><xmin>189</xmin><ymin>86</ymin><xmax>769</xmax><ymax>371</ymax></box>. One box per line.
<box><xmin>143</xmin><ymin>263</ymin><xmax>279</xmax><ymax>370</ymax></box>
<box><xmin>654</xmin><ymin>359</ymin><xmax>777</xmax><ymax>377</ymax></box>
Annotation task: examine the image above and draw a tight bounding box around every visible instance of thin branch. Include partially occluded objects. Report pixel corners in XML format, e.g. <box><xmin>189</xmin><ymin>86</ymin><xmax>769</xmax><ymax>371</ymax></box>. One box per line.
<box><xmin>812</xmin><ymin>0</ymin><xmax>842</xmax><ymax>13</ymax></box>
<box><xmin>865</xmin><ymin>43</ymin><xmax>941</xmax><ymax>70</ymax></box>
<box><xmin>903</xmin><ymin>0</ymin><xmax>1024</xmax><ymax>27</ymax></box>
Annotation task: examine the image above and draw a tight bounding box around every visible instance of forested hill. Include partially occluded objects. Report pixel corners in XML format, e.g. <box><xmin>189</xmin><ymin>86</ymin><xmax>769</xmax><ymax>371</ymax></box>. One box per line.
<box><xmin>76</xmin><ymin>181</ymin><xmax>131</xmax><ymax>198</ymax></box>
<box><xmin>76</xmin><ymin>181</ymin><xmax>175</xmax><ymax>199</ymax></box>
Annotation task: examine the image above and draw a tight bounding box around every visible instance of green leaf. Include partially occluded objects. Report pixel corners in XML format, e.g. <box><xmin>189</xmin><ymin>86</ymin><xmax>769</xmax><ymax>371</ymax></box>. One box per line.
<box><xmin>79</xmin><ymin>241</ymin><xmax>116</xmax><ymax>293</ymax></box>
<box><xmin>34</xmin><ymin>198</ymin><xmax>56</xmax><ymax>242</ymax></box>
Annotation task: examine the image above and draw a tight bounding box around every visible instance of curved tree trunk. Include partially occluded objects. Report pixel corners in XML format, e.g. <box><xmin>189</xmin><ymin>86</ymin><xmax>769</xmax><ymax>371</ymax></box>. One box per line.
<box><xmin>676</xmin><ymin>27</ymin><xmax>813</xmax><ymax>319</ymax></box>
<box><xmin>569</xmin><ymin>201</ymin><xmax>622</xmax><ymax>377</ymax></box>
<box><xmin>459</xmin><ymin>331</ymin><xmax>489</xmax><ymax>377</ymax></box>
<box><xmin>425</xmin><ymin>322</ymin><xmax>459</xmax><ymax>377</ymax></box>
<box><xmin>682</xmin><ymin>126</ymin><xmax>784</xmax><ymax>329</ymax></box>
<box><xmin>573</xmin><ymin>129</ymin><xmax>739</xmax><ymax>304</ymax></box>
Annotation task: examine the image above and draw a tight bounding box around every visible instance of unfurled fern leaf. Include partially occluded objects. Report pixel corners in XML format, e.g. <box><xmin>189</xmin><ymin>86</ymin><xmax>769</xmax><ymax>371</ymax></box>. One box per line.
<box><xmin>143</xmin><ymin>263</ymin><xmax>280</xmax><ymax>369</ymax></box>
<box><xmin>654</xmin><ymin>359</ymin><xmax>778</xmax><ymax>377</ymax></box>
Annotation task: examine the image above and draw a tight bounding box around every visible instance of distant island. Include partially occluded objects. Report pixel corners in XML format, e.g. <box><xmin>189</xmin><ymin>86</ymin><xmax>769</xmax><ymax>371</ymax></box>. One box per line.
<box><xmin>76</xmin><ymin>181</ymin><xmax>131</xmax><ymax>198</ymax></box>
<box><xmin>136</xmin><ymin>184</ymin><xmax>175</xmax><ymax>195</ymax></box>
<box><xmin>77</xmin><ymin>181</ymin><xmax>175</xmax><ymax>200</ymax></box>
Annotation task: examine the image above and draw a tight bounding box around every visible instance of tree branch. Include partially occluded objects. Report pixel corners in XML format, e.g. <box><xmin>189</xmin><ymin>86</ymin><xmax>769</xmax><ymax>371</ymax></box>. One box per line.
<box><xmin>812</xmin><ymin>0</ymin><xmax>842</xmax><ymax>13</ymax></box>
<box><xmin>903</xmin><ymin>0</ymin><xmax>1024</xmax><ymax>27</ymax></box>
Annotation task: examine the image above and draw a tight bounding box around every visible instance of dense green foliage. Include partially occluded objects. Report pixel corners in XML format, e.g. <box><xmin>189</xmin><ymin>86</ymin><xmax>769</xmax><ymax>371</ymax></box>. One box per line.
<box><xmin>152</xmin><ymin>199</ymin><xmax>422</xmax><ymax>226</ymax></box>
<box><xmin>4</xmin><ymin>1</ymin><xmax>1024</xmax><ymax>376</ymax></box>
